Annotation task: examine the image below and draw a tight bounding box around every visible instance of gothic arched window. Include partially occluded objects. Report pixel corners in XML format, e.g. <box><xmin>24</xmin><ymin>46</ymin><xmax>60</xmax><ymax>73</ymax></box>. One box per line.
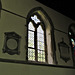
<box><xmin>26</xmin><ymin>7</ymin><xmax>57</xmax><ymax>64</ymax></box>
<box><xmin>27</xmin><ymin>14</ymin><xmax>47</xmax><ymax>63</ymax></box>
<box><xmin>68</xmin><ymin>24</ymin><xmax>75</xmax><ymax>66</ymax></box>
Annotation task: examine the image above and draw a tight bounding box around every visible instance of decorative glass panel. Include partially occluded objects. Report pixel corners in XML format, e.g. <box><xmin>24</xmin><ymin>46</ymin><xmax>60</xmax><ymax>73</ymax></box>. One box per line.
<box><xmin>28</xmin><ymin>48</ymin><xmax>35</xmax><ymax>61</ymax></box>
<box><xmin>31</xmin><ymin>15</ymin><xmax>41</xmax><ymax>24</ymax></box>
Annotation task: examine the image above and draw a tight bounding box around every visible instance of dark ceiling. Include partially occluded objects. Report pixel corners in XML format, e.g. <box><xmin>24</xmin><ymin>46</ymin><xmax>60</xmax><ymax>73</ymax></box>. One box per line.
<box><xmin>36</xmin><ymin>0</ymin><xmax>75</xmax><ymax>21</ymax></box>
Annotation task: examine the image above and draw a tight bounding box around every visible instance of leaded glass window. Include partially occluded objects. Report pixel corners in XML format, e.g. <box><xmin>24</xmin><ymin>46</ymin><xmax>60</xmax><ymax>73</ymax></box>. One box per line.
<box><xmin>28</xmin><ymin>22</ymin><xmax>35</xmax><ymax>61</ymax></box>
<box><xmin>68</xmin><ymin>24</ymin><xmax>75</xmax><ymax>66</ymax></box>
<box><xmin>71</xmin><ymin>38</ymin><xmax>75</xmax><ymax>56</ymax></box>
<box><xmin>37</xmin><ymin>26</ymin><xmax>45</xmax><ymax>62</ymax></box>
<box><xmin>27</xmin><ymin>15</ymin><xmax>47</xmax><ymax>63</ymax></box>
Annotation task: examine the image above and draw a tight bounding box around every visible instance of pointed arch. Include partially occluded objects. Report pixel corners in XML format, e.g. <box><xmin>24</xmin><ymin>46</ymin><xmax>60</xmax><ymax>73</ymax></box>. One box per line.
<box><xmin>68</xmin><ymin>23</ymin><xmax>75</xmax><ymax>66</ymax></box>
<box><xmin>26</xmin><ymin>7</ymin><xmax>57</xmax><ymax>64</ymax></box>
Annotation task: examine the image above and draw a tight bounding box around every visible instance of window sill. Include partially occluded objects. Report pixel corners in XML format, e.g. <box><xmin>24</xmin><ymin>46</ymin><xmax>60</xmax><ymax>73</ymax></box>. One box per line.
<box><xmin>0</xmin><ymin>58</ymin><xmax>75</xmax><ymax>69</ymax></box>
<box><xmin>27</xmin><ymin>60</ymin><xmax>48</xmax><ymax>64</ymax></box>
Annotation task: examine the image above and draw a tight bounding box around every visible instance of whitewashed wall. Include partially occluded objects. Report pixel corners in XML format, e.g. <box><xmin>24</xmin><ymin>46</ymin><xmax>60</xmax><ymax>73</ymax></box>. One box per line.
<box><xmin>0</xmin><ymin>0</ymin><xmax>75</xmax><ymax>75</ymax></box>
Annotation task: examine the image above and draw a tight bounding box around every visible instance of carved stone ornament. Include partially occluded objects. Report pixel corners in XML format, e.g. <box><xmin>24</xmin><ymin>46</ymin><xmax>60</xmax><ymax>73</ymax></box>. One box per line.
<box><xmin>58</xmin><ymin>38</ymin><xmax>70</xmax><ymax>62</ymax></box>
<box><xmin>3</xmin><ymin>32</ymin><xmax>21</xmax><ymax>55</ymax></box>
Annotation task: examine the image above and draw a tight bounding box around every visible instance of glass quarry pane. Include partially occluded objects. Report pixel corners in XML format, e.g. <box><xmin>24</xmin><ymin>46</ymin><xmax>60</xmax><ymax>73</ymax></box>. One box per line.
<box><xmin>28</xmin><ymin>48</ymin><xmax>35</xmax><ymax>61</ymax></box>
<box><xmin>38</xmin><ymin>42</ymin><xmax>44</xmax><ymax>50</ymax></box>
<box><xmin>42</xmin><ymin>59</ymin><xmax>45</xmax><ymax>62</ymax></box>
<box><xmin>38</xmin><ymin>58</ymin><xmax>41</xmax><ymax>61</ymax></box>
<box><xmin>28</xmin><ymin>31</ymin><xmax>34</xmax><ymax>48</ymax></box>
<box><xmin>38</xmin><ymin>50</ymin><xmax>45</xmax><ymax>62</ymax></box>
<box><xmin>37</xmin><ymin>33</ymin><xmax>44</xmax><ymax>42</ymax></box>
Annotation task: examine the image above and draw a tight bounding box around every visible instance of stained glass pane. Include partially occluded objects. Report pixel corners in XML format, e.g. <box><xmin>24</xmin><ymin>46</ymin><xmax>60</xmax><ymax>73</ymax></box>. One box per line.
<box><xmin>28</xmin><ymin>31</ymin><xmax>34</xmax><ymax>48</ymax></box>
<box><xmin>28</xmin><ymin>48</ymin><xmax>35</xmax><ymax>61</ymax></box>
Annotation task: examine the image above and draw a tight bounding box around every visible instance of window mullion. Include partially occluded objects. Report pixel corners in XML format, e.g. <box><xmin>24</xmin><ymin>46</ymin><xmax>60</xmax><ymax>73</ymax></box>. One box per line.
<box><xmin>44</xmin><ymin>31</ymin><xmax>48</xmax><ymax>63</ymax></box>
<box><xmin>35</xmin><ymin>28</ymin><xmax>38</xmax><ymax>61</ymax></box>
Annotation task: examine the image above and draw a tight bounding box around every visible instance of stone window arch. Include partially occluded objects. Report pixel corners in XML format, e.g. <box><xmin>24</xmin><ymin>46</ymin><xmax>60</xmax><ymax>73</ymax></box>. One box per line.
<box><xmin>26</xmin><ymin>7</ymin><xmax>57</xmax><ymax>64</ymax></box>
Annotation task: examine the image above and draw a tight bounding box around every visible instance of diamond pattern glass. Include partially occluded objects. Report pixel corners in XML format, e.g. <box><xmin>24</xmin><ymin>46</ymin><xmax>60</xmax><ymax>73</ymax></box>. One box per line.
<box><xmin>28</xmin><ymin>31</ymin><xmax>34</xmax><ymax>48</ymax></box>
<box><xmin>28</xmin><ymin>48</ymin><xmax>35</xmax><ymax>61</ymax></box>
